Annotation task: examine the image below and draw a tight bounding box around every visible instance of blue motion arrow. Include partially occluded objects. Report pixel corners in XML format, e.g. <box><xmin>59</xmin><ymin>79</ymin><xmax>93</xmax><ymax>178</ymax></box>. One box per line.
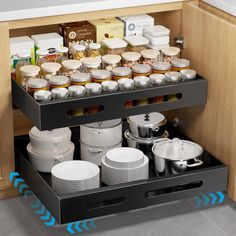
<box><xmin>9</xmin><ymin>172</ymin><xmax>20</xmax><ymax>182</ymax></box>
<box><xmin>202</xmin><ymin>195</ymin><xmax>210</xmax><ymax>206</ymax></box>
<box><xmin>194</xmin><ymin>196</ymin><xmax>202</xmax><ymax>208</ymax></box>
<box><xmin>82</xmin><ymin>220</ymin><xmax>90</xmax><ymax>231</ymax></box>
<box><xmin>41</xmin><ymin>210</ymin><xmax>50</xmax><ymax>221</ymax></box>
<box><xmin>217</xmin><ymin>192</ymin><xmax>225</xmax><ymax>204</ymax></box>
<box><xmin>36</xmin><ymin>205</ymin><xmax>45</xmax><ymax>215</ymax></box>
<box><xmin>67</xmin><ymin>223</ymin><xmax>76</xmax><ymax>234</ymax></box>
<box><xmin>209</xmin><ymin>193</ymin><xmax>217</xmax><ymax>205</ymax></box>
<box><xmin>45</xmin><ymin>216</ymin><xmax>56</xmax><ymax>227</ymax></box>
<box><xmin>89</xmin><ymin>219</ymin><xmax>96</xmax><ymax>229</ymax></box>
<box><xmin>14</xmin><ymin>178</ymin><xmax>24</xmax><ymax>188</ymax></box>
<box><xmin>75</xmin><ymin>221</ymin><xmax>82</xmax><ymax>233</ymax></box>
<box><xmin>19</xmin><ymin>184</ymin><xmax>28</xmax><ymax>194</ymax></box>
<box><xmin>31</xmin><ymin>199</ymin><xmax>41</xmax><ymax>209</ymax></box>
<box><xmin>24</xmin><ymin>190</ymin><xmax>33</xmax><ymax>199</ymax></box>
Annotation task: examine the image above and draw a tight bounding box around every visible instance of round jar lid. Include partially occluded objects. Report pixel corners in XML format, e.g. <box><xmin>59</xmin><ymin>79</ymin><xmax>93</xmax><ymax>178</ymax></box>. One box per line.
<box><xmin>89</xmin><ymin>43</ymin><xmax>101</xmax><ymax>50</ymax></box>
<box><xmin>91</xmin><ymin>70</ymin><xmax>111</xmax><ymax>80</ymax></box>
<box><xmin>73</xmin><ymin>44</ymin><xmax>86</xmax><ymax>51</ymax></box>
<box><xmin>70</xmin><ymin>72</ymin><xmax>91</xmax><ymax>82</ymax></box>
<box><xmin>171</xmin><ymin>58</ymin><xmax>190</xmax><ymax>68</ymax></box>
<box><xmin>102</xmin><ymin>38</ymin><xmax>128</xmax><ymax>49</ymax></box>
<box><xmin>36</xmin><ymin>49</ymin><xmax>49</xmax><ymax>56</ymax></box>
<box><xmin>82</xmin><ymin>57</ymin><xmax>102</xmax><ymax>67</ymax></box>
<box><xmin>152</xmin><ymin>61</ymin><xmax>171</xmax><ymax>71</ymax></box>
<box><xmin>141</xmin><ymin>49</ymin><xmax>160</xmax><ymax>59</ymax></box>
<box><xmin>165</xmin><ymin>71</ymin><xmax>182</xmax><ymax>83</ymax></box>
<box><xmin>112</xmin><ymin>67</ymin><xmax>132</xmax><ymax>76</ymax></box>
<box><xmin>122</xmin><ymin>52</ymin><xmax>141</xmax><ymax>61</ymax></box>
<box><xmin>20</xmin><ymin>65</ymin><xmax>40</xmax><ymax>76</ymax></box>
<box><xmin>124</xmin><ymin>35</ymin><xmax>149</xmax><ymax>46</ymax></box>
<box><xmin>85</xmin><ymin>83</ymin><xmax>102</xmax><ymax>94</ymax></box>
<box><xmin>128</xmin><ymin>112</ymin><xmax>166</xmax><ymax>128</ymax></box>
<box><xmin>149</xmin><ymin>74</ymin><xmax>165</xmax><ymax>85</ymax></box>
<box><xmin>62</xmin><ymin>60</ymin><xmax>82</xmax><ymax>70</ymax></box>
<box><xmin>28</xmin><ymin>78</ymin><xmax>48</xmax><ymax>88</ymax></box>
<box><xmin>161</xmin><ymin>46</ymin><xmax>181</xmax><ymax>56</ymax></box>
<box><xmin>41</xmin><ymin>62</ymin><xmax>61</xmax><ymax>73</ymax></box>
<box><xmin>56</xmin><ymin>46</ymin><xmax>69</xmax><ymax>53</ymax></box>
<box><xmin>132</xmin><ymin>64</ymin><xmax>151</xmax><ymax>73</ymax></box>
<box><xmin>49</xmin><ymin>76</ymin><xmax>70</xmax><ymax>85</ymax></box>
<box><xmin>84</xmin><ymin>119</ymin><xmax>121</xmax><ymax>129</ymax></box>
<box><xmin>102</xmin><ymin>54</ymin><xmax>121</xmax><ymax>64</ymax></box>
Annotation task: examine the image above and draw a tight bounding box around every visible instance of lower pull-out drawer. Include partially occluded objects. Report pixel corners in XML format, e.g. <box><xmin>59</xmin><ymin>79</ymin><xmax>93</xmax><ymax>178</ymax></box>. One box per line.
<box><xmin>15</xmin><ymin>126</ymin><xmax>228</xmax><ymax>225</ymax></box>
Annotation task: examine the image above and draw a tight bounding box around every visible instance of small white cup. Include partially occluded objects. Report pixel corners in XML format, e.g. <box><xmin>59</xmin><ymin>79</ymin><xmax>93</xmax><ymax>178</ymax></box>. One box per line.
<box><xmin>85</xmin><ymin>83</ymin><xmax>102</xmax><ymax>95</ymax></box>
<box><xmin>51</xmin><ymin>88</ymin><xmax>69</xmax><ymax>99</ymax></box>
<box><xmin>68</xmin><ymin>85</ymin><xmax>86</xmax><ymax>97</ymax></box>
<box><xmin>34</xmin><ymin>90</ymin><xmax>52</xmax><ymax>102</ymax></box>
<box><xmin>118</xmin><ymin>78</ymin><xmax>134</xmax><ymax>91</ymax></box>
<box><xmin>101</xmin><ymin>81</ymin><xmax>118</xmax><ymax>92</ymax></box>
<box><xmin>134</xmin><ymin>76</ymin><xmax>150</xmax><ymax>88</ymax></box>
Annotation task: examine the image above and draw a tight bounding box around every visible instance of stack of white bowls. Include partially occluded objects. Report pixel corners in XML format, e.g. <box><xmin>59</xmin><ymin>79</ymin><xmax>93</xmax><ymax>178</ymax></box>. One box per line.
<box><xmin>80</xmin><ymin>119</ymin><xmax>122</xmax><ymax>166</ymax></box>
<box><xmin>27</xmin><ymin>127</ymin><xmax>74</xmax><ymax>173</ymax></box>
<box><xmin>101</xmin><ymin>147</ymin><xmax>149</xmax><ymax>185</ymax></box>
<box><xmin>51</xmin><ymin>160</ymin><xmax>100</xmax><ymax>195</ymax></box>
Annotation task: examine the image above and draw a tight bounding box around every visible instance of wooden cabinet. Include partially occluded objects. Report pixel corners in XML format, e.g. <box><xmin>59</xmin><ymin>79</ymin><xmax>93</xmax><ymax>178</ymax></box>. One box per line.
<box><xmin>0</xmin><ymin>0</ymin><xmax>235</xmax><ymax>200</ymax></box>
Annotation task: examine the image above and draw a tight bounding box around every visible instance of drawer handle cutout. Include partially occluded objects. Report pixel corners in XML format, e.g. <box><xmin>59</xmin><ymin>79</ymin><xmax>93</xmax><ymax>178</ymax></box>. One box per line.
<box><xmin>87</xmin><ymin>197</ymin><xmax>125</xmax><ymax>210</ymax></box>
<box><xmin>67</xmin><ymin>105</ymin><xmax>104</xmax><ymax>117</ymax></box>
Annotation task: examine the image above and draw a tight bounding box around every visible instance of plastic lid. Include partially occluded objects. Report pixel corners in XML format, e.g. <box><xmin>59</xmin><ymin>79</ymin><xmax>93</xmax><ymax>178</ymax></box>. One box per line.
<box><xmin>152</xmin><ymin>61</ymin><xmax>171</xmax><ymax>70</ymax></box>
<box><xmin>62</xmin><ymin>60</ymin><xmax>82</xmax><ymax>70</ymax></box>
<box><xmin>102</xmin><ymin>54</ymin><xmax>121</xmax><ymax>64</ymax></box>
<box><xmin>122</xmin><ymin>52</ymin><xmax>141</xmax><ymax>61</ymax></box>
<box><xmin>73</xmin><ymin>44</ymin><xmax>86</xmax><ymax>51</ymax></box>
<box><xmin>91</xmin><ymin>70</ymin><xmax>111</xmax><ymax>80</ymax></box>
<box><xmin>141</xmin><ymin>49</ymin><xmax>160</xmax><ymax>59</ymax></box>
<box><xmin>161</xmin><ymin>47</ymin><xmax>181</xmax><ymax>56</ymax></box>
<box><xmin>112</xmin><ymin>67</ymin><xmax>132</xmax><ymax>76</ymax></box>
<box><xmin>49</xmin><ymin>76</ymin><xmax>70</xmax><ymax>85</ymax></box>
<box><xmin>124</xmin><ymin>35</ymin><xmax>149</xmax><ymax>46</ymax></box>
<box><xmin>102</xmin><ymin>38</ymin><xmax>128</xmax><ymax>49</ymax></box>
<box><xmin>20</xmin><ymin>65</ymin><xmax>40</xmax><ymax>76</ymax></box>
<box><xmin>56</xmin><ymin>46</ymin><xmax>69</xmax><ymax>53</ymax></box>
<box><xmin>70</xmin><ymin>72</ymin><xmax>90</xmax><ymax>82</ymax></box>
<box><xmin>28</xmin><ymin>78</ymin><xmax>48</xmax><ymax>88</ymax></box>
<box><xmin>132</xmin><ymin>64</ymin><xmax>151</xmax><ymax>73</ymax></box>
<box><xmin>171</xmin><ymin>59</ymin><xmax>190</xmax><ymax>68</ymax></box>
<box><xmin>36</xmin><ymin>49</ymin><xmax>49</xmax><ymax>56</ymax></box>
<box><xmin>41</xmin><ymin>62</ymin><xmax>61</xmax><ymax>73</ymax></box>
<box><xmin>145</xmin><ymin>25</ymin><xmax>170</xmax><ymax>37</ymax></box>
<box><xmin>84</xmin><ymin>119</ymin><xmax>121</xmax><ymax>129</ymax></box>
<box><xmin>82</xmin><ymin>57</ymin><xmax>102</xmax><ymax>67</ymax></box>
<box><xmin>89</xmin><ymin>43</ymin><xmax>101</xmax><ymax>50</ymax></box>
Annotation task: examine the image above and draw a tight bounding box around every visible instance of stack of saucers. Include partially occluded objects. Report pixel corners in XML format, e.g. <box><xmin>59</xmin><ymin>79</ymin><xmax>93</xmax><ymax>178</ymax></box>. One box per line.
<box><xmin>101</xmin><ymin>147</ymin><xmax>149</xmax><ymax>185</ymax></box>
<box><xmin>51</xmin><ymin>160</ymin><xmax>100</xmax><ymax>195</ymax></box>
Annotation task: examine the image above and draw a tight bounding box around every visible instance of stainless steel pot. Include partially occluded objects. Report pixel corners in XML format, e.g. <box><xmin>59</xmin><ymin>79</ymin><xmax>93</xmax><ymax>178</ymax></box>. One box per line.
<box><xmin>127</xmin><ymin>112</ymin><xmax>167</xmax><ymax>139</ymax></box>
<box><xmin>152</xmin><ymin>138</ymin><xmax>203</xmax><ymax>174</ymax></box>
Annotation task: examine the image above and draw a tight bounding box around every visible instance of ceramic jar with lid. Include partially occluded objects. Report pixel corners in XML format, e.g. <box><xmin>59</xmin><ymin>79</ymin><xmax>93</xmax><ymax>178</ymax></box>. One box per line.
<box><xmin>82</xmin><ymin>57</ymin><xmax>102</xmax><ymax>73</ymax></box>
<box><xmin>102</xmin><ymin>54</ymin><xmax>121</xmax><ymax>71</ymax></box>
<box><xmin>62</xmin><ymin>60</ymin><xmax>82</xmax><ymax>77</ymax></box>
<box><xmin>72</xmin><ymin>44</ymin><xmax>86</xmax><ymax>61</ymax></box>
<box><xmin>41</xmin><ymin>62</ymin><xmax>61</xmax><ymax>80</ymax></box>
<box><xmin>140</xmin><ymin>49</ymin><xmax>160</xmax><ymax>65</ymax></box>
<box><xmin>152</xmin><ymin>62</ymin><xmax>171</xmax><ymax>74</ymax></box>
<box><xmin>171</xmin><ymin>59</ymin><xmax>190</xmax><ymax>72</ymax></box>
<box><xmin>27</xmin><ymin>78</ymin><xmax>48</xmax><ymax>95</ymax></box>
<box><xmin>87</xmin><ymin>43</ymin><xmax>101</xmax><ymax>58</ymax></box>
<box><xmin>20</xmin><ymin>65</ymin><xmax>41</xmax><ymax>89</ymax></box>
<box><xmin>91</xmin><ymin>70</ymin><xmax>112</xmax><ymax>83</ymax></box>
<box><xmin>102</xmin><ymin>38</ymin><xmax>128</xmax><ymax>55</ymax></box>
<box><xmin>122</xmin><ymin>52</ymin><xmax>141</xmax><ymax>68</ymax></box>
<box><xmin>132</xmin><ymin>64</ymin><xmax>152</xmax><ymax>77</ymax></box>
<box><xmin>124</xmin><ymin>35</ymin><xmax>149</xmax><ymax>52</ymax></box>
<box><xmin>70</xmin><ymin>72</ymin><xmax>91</xmax><ymax>86</ymax></box>
<box><xmin>49</xmin><ymin>75</ymin><xmax>70</xmax><ymax>89</ymax></box>
<box><xmin>112</xmin><ymin>67</ymin><xmax>132</xmax><ymax>81</ymax></box>
<box><xmin>161</xmin><ymin>47</ymin><xmax>180</xmax><ymax>63</ymax></box>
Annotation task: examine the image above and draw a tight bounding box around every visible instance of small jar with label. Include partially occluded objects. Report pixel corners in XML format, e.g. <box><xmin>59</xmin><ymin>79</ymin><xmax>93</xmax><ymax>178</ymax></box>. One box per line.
<box><xmin>70</xmin><ymin>72</ymin><xmax>91</xmax><ymax>86</ymax></box>
<box><xmin>62</xmin><ymin>60</ymin><xmax>82</xmax><ymax>77</ymax></box>
<box><xmin>27</xmin><ymin>78</ymin><xmax>48</xmax><ymax>95</ymax></box>
<box><xmin>56</xmin><ymin>47</ymin><xmax>69</xmax><ymax>64</ymax></box>
<box><xmin>41</xmin><ymin>62</ymin><xmax>61</xmax><ymax>80</ymax></box>
<box><xmin>161</xmin><ymin>47</ymin><xmax>181</xmax><ymax>63</ymax></box>
<box><xmin>152</xmin><ymin>62</ymin><xmax>171</xmax><ymax>74</ymax></box>
<box><xmin>20</xmin><ymin>65</ymin><xmax>41</xmax><ymax>89</ymax></box>
<box><xmin>82</xmin><ymin>57</ymin><xmax>102</xmax><ymax>73</ymax></box>
<box><xmin>102</xmin><ymin>54</ymin><xmax>121</xmax><ymax>71</ymax></box>
<box><xmin>112</xmin><ymin>67</ymin><xmax>132</xmax><ymax>81</ymax></box>
<box><xmin>171</xmin><ymin>59</ymin><xmax>190</xmax><ymax>72</ymax></box>
<box><xmin>132</xmin><ymin>64</ymin><xmax>152</xmax><ymax>77</ymax></box>
<box><xmin>49</xmin><ymin>76</ymin><xmax>70</xmax><ymax>89</ymax></box>
<box><xmin>122</xmin><ymin>52</ymin><xmax>141</xmax><ymax>68</ymax></box>
<box><xmin>140</xmin><ymin>49</ymin><xmax>160</xmax><ymax>65</ymax></box>
<box><xmin>91</xmin><ymin>70</ymin><xmax>112</xmax><ymax>83</ymax></box>
<box><xmin>124</xmin><ymin>35</ymin><xmax>149</xmax><ymax>52</ymax></box>
<box><xmin>87</xmin><ymin>43</ymin><xmax>101</xmax><ymax>58</ymax></box>
<box><xmin>102</xmin><ymin>38</ymin><xmax>128</xmax><ymax>55</ymax></box>
<box><xmin>72</xmin><ymin>44</ymin><xmax>86</xmax><ymax>61</ymax></box>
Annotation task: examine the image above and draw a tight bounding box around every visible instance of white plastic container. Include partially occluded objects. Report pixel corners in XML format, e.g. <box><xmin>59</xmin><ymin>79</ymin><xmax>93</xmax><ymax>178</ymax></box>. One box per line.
<box><xmin>144</xmin><ymin>25</ymin><xmax>170</xmax><ymax>37</ymax></box>
<box><xmin>102</xmin><ymin>38</ymin><xmax>127</xmax><ymax>55</ymax></box>
<box><xmin>124</xmin><ymin>35</ymin><xmax>149</xmax><ymax>52</ymax></box>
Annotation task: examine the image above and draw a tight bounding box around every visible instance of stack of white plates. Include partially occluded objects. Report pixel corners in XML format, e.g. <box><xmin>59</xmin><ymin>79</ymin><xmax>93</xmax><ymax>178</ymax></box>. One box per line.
<box><xmin>101</xmin><ymin>147</ymin><xmax>149</xmax><ymax>185</ymax></box>
<box><xmin>51</xmin><ymin>161</ymin><xmax>100</xmax><ymax>195</ymax></box>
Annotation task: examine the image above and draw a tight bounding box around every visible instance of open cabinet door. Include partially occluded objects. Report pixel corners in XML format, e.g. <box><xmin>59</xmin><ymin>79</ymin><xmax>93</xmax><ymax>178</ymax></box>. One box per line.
<box><xmin>180</xmin><ymin>2</ymin><xmax>236</xmax><ymax>200</ymax></box>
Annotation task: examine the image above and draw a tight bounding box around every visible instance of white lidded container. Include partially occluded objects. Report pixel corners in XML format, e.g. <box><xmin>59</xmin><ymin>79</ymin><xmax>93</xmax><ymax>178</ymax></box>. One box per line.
<box><xmin>102</xmin><ymin>38</ymin><xmax>127</xmax><ymax>55</ymax></box>
<box><xmin>144</xmin><ymin>25</ymin><xmax>170</xmax><ymax>37</ymax></box>
<box><xmin>124</xmin><ymin>35</ymin><xmax>149</xmax><ymax>52</ymax></box>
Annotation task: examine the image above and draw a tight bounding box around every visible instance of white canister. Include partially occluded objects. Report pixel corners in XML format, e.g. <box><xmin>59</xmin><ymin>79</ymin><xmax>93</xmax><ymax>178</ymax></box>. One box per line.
<box><xmin>80</xmin><ymin>119</ymin><xmax>122</xmax><ymax>147</ymax></box>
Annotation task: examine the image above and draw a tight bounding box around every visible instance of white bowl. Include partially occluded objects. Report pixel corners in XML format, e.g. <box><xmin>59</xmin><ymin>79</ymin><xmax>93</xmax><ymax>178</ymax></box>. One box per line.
<box><xmin>27</xmin><ymin>142</ymin><xmax>74</xmax><ymax>173</ymax></box>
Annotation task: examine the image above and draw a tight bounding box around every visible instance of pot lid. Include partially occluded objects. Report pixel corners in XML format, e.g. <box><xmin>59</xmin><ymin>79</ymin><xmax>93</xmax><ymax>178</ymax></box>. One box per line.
<box><xmin>83</xmin><ymin>119</ymin><xmax>121</xmax><ymax>129</ymax></box>
<box><xmin>128</xmin><ymin>112</ymin><xmax>166</xmax><ymax>128</ymax></box>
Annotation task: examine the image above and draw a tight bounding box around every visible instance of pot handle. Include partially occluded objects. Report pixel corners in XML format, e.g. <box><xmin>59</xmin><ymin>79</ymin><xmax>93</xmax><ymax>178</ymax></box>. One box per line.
<box><xmin>55</xmin><ymin>155</ymin><xmax>64</xmax><ymax>163</ymax></box>
<box><xmin>152</xmin><ymin>138</ymin><xmax>170</xmax><ymax>144</ymax></box>
<box><xmin>186</xmin><ymin>159</ymin><xmax>203</xmax><ymax>168</ymax></box>
<box><xmin>88</xmin><ymin>148</ymin><xmax>103</xmax><ymax>154</ymax></box>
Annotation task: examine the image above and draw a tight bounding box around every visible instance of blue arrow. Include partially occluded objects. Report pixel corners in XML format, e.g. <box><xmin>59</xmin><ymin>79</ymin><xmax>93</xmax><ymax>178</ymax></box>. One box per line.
<box><xmin>89</xmin><ymin>219</ymin><xmax>96</xmax><ymax>229</ymax></box>
<box><xmin>202</xmin><ymin>195</ymin><xmax>210</xmax><ymax>206</ymax></box>
<box><xmin>19</xmin><ymin>184</ymin><xmax>28</xmax><ymax>194</ymax></box>
<box><xmin>36</xmin><ymin>205</ymin><xmax>45</xmax><ymax>215</ymax></box>
<box><xmin>67</xmin><ymin>223</ymin><xmax>76</xmax><ymax>234</ymax></box>
<box><xmin>194</xmin><ymin>196</ymin><xmax>202</xmax><ymax>208</ymax></box>
<box><xmin>209</xmin><ymin>193</ymin><xmax>217</xmax><ymax>205</ymax></box>
<box><xmin>14</xmin><ymin>178</ymin><xmax>24</xmax><ymax>188</ymax></box>
<box><xmin>75</xmin><ymin>221</ymin><xmax>82</xmax><ymax>233</ymax></box>
<box><xmin>217</xmin><ymin>192</ymin><xmax>225</xmax><ymax>204</ymax></box>
<box><xmin>9</xmin><ymin>172</ymin><xmax>20</xmax><ymax>182</ymax></box>
<box><xmin>45</xmin><ymin>216</ymin><xmax>56</xmax><ymax>227</ymax></box>
<box><xmin>31</xmin><ymin>199</ymin><xmax>41</xmax><ymax>209</ymax></box>
<box><xmin>82</xmin><ymin>220</ymin><xmax>90</xmax><ymax>231</ymax></box>
<box><xmin>41</xmin><ymin>210</ymin><xmax>50</xmax><ymax>221</ymax></box>
<box><xmin>24</xmin><ymin>190</ymin><xmax>33</xmax><ymax>199</ymax></box>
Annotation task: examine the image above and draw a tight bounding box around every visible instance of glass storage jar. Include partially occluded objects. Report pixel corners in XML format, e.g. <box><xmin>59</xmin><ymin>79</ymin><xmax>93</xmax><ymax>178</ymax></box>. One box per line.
<box><xmin>171</xmin><ymin>59</ymin><xmax>190</xmax><ymax>72</ymax></box>
<box><xmin>102</xmin><ymin>54</ymin><xmax>121</xmax><ymax>71</ymax></box>
<box><xmin>56</xmin><ymin>46</ymin><xmax>69</xmax><ymax>64</ymax></box>
<box><xmin>140</xmin><ymin>49</ymin><xmax>160</xmax><ymax>65</ymax></box>
<box><xmin>124</xmin><ymin>35</ymin><xmax>149</xmax><ymax>52</ymax></box>
<box><xmin>102</xmin><ymin>38</ymin><xmax>127</xmax><ymax>55</ymax></box>
<box><xmin>87</xmin><ymin>43</ymin><xmax>101</xmax><ymax>58</ymax></box>
<box><xmin>27</xmin><ymin>78</ymin><xmax>48</xmax><ymax>95</ymax></box>
<box><xmin>152</xmin><ymin>62</ymin><xmax>171</xmax><ymax>74</ymax></box>
<box><xmin>132</xmin><ymin>64</ymin><xmax>152</xmax><ymax>77</ymax></box>
<box><xmin>165</xmin><ymin>71</ymin><xmax>182</xmax><ymax>83</ymax></box>
<box><xmin>112</xmin><ymin>67</ymin><xmax>132</xmax><ymax>81</ymax></box>
<box><xmin>91</xmin><ymin>70</ymin><xmax>112</xmax><ymax>83</ymax></box>
<box><xmin>49</xmin><ymin>75</ymin><xmax>70</xmax><ymax>89</ymax></box>
<box><xmin>62</xmin><ymin>60</ymin><xmax>82</xmax><ymax>77</ymax></box>
<box><xmin>70</xmin><ymin>72</ymin><xmax>91</xmax><ymax>86</ymax></box>
<box><xmin>161</xmin><ymin>47</ymin><xmax>180</xmax><ymax>63</ymax></box>
<box><xmin>72</xmin><ymin>44</ymin><xmax>86</xmax><ymax>61</ymax></box>
<box><xmin>122</xmin><ymin>52</ymin><xmax>141</xmax><ymax>68</ymax></box>
<box><xmin>15</xmin><ymin>53</ymin><xmax>31</xmax><ymax>84</ymax></box>
<box><xmin>82</xmin><ymin>57</ymin><xmax>102</xmax><ymax>73</ymax></box>
<box><xmin>41</xmin><ymin>62</ymin><xmax>61</xmax><ymax>80</ymax></box>
<box><xmin>36</xmin><ymin>49</ymin><xmax>49</xmax><ymax>68</ymax></box>
<box><xmin>20</xmin><ymin>65</ymin><xmax>41</xmax><ymax>89</ymax></box>
<box><xmin>133</xmin><ymin>76</ymin><xmax>150</xmax><ymax>106</ymax></box>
